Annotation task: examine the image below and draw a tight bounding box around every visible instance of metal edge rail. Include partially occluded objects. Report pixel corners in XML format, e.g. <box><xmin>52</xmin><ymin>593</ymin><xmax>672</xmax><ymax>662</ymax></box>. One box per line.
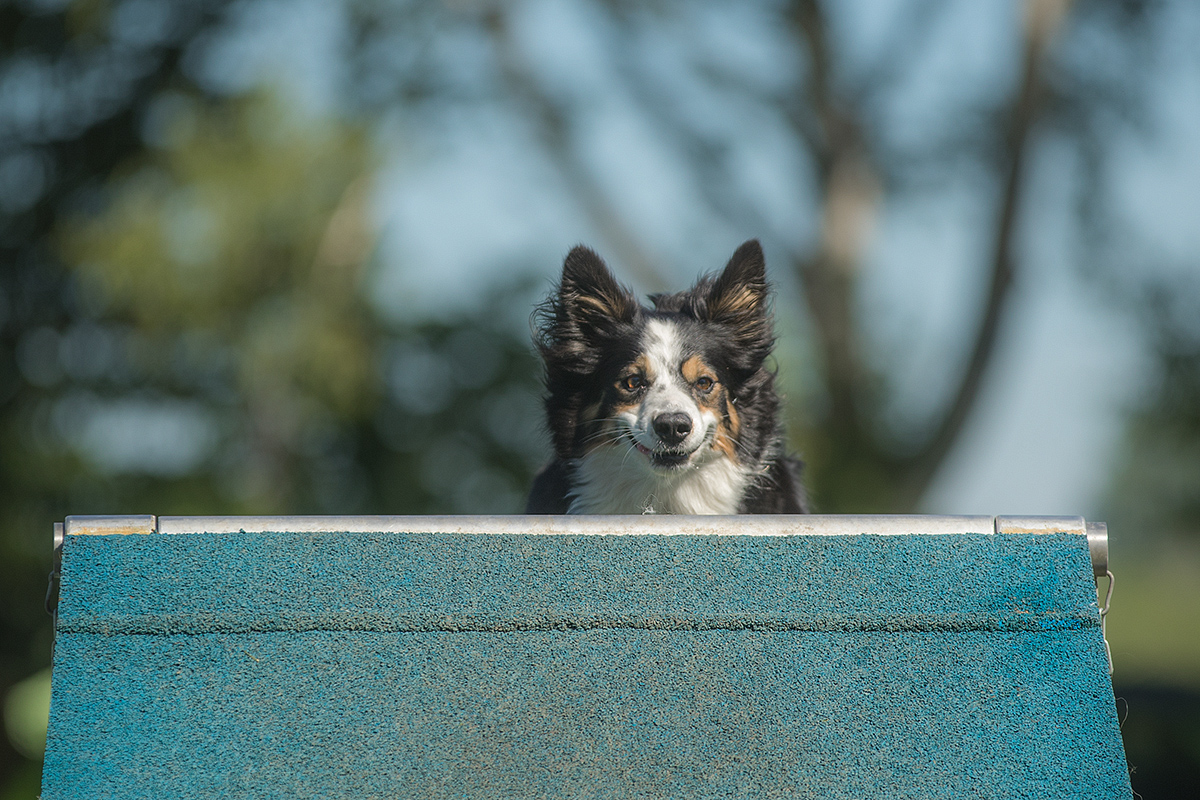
<box><xmin>55</xmin><ymin>514</ymin><xmax>1109</xmax><ymax>577</ymax></box>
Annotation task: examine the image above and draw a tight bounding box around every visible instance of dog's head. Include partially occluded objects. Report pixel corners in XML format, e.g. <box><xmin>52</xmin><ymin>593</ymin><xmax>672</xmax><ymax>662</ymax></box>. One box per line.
<box><xmin>535</xmin><ymin>239</ymin><xmax>777</xmax><ymax>471</ymax></box>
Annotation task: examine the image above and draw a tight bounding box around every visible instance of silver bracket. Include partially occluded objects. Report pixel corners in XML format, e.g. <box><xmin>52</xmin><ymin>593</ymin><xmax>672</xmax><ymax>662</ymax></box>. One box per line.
<box><xmin>1085</xmin><ymin>521</ymin><xmax>1109</xmax><ymax>578</ymax></box>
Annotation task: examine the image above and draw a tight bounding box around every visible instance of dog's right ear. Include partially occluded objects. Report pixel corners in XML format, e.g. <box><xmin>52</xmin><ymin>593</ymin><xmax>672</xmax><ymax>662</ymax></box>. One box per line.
<box><xmin>552</xmin><ymin>246</ymin><xmax>639</xmax><ymax>346</ymax></box>
<box><xmin>560</xmin><ymin>246</ymin><xmax>638</xmax><ymax>328</ymax></box>
<box><xmin>535</xmin><ymin>246</ymin><xmax>637</xmax><ymax>387</ymax></box>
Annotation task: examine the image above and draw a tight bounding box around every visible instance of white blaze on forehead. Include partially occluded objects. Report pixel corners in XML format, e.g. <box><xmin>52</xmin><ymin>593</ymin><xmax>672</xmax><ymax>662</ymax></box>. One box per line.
<box><xmin>642</xmin><ymin>319</ymin><xmax>686</xmax><ymax>390</ymax></box>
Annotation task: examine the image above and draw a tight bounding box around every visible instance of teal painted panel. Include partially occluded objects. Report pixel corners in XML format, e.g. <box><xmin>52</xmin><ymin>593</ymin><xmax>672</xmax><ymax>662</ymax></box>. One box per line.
<box><xmin>43</xmin><ymin>531</ymin><xmax>1131</xmax><ymax>799</ymax></box>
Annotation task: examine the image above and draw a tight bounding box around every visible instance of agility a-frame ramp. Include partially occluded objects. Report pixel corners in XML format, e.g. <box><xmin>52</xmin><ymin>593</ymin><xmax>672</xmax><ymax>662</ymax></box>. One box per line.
<box><xmin>42</xmin><ymin>514</ymin><xmax>1130</xmax><ymax>799</ymax></box>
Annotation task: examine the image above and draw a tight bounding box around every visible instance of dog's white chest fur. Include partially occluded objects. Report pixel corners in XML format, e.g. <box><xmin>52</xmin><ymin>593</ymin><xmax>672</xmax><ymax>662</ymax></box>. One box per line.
<box><xmin>567</xmin><ymin>447</ymin><xmax>753</xmax><ymax>515</ymax></box>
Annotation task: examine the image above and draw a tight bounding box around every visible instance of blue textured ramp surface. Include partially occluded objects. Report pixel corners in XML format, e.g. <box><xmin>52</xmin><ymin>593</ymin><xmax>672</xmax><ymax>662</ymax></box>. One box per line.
<box><xmin>43</xmin><ymin>531</ymin><xmax>1131</xmax><ymax>799</ymax></box>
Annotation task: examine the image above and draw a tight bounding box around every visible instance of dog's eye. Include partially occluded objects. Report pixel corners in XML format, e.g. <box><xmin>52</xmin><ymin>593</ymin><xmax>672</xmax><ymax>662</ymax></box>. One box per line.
<box><xmin>695</xmin><ymin>376</ymin><xmax>715</xmax><ymax>393</ymax></box>
<box><xmin>621</xmin><ymin>375</ymin><xmax>646</xmax><ymax>392</ymax></box>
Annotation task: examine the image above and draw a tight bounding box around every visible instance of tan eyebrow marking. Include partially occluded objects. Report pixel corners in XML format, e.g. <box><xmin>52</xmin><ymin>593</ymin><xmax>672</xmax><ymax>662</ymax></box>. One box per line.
<box><xmin>682</xmin><ymin>355</ymin><xmax>722</xmax><ymax>410</ymax></box>
<box><xmin>680</xmin><ymin>355</ymin><xmax>707</xmax><ymax>383</ymax></box>
<box><xmin>631</xmin><ymin>354</ymin><xmax>653</xmax><ymax>380</ymax></box>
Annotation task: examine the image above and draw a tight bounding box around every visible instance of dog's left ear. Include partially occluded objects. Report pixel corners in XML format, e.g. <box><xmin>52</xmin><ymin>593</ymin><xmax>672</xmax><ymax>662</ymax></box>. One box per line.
<box><xmin>702</xmin><ymin>239</ymin><xmax>773</xmax><ymax>364</ymax></box>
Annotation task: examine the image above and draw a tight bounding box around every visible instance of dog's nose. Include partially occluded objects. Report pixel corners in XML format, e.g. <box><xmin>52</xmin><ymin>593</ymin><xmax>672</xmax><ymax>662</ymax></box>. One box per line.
<box><xmin>652</xmin><ymin>412</ymin><xmax>693</xmax><ymax>446</ymax></box>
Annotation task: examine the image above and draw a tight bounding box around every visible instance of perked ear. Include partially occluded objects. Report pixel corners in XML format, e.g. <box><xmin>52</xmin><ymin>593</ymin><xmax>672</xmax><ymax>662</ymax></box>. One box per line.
<box><xmin>707</xmin><ymin>239</ymin><xmax>767</xmax><ymax>323</ymax></box>
<box><xmin>559</xmin><ymin>245</ymin><xmax>639</xmax><ymax>336</ymax></box>
<box><xmin>702</xmin><ymin>240</ymin><xmax>773</xmax><ymax>362</ymax></box>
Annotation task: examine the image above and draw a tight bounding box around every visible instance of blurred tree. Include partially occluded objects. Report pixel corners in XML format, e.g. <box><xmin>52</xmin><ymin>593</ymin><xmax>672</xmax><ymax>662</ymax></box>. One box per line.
<box><xmin>59</xmin><ymin>90</ymin><xmax>382</xmax><ymax>512</ymax></box>
<box><xmin>342</xmin><ymin>0</ymin><xmax>1172</xmax><ymax>512</ymax></box>
<box><xmin>55</xmin><ymin>87</ymin><xmax>543</xmax><ymax>517</ymax></box>
<box><xmin>0</xmin><ymin>0</ymin><xmax>235</xmax><ymax>785</ymax></box>
<box><xmin>1105</xmin><ymin>277</ymin><xmax>1200</xmax><ymax>542</ymax></box>
<box><xmin>0</xmin><ymin>0</ymin><xmax>543</xmax><ymax>788</ymax></box>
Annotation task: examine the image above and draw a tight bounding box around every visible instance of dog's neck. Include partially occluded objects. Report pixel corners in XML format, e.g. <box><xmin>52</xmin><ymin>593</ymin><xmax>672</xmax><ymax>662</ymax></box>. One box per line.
<box><xmin>566</xmin><ymin>447</ymin><xmax>753</xmax><ymax>515</ymax></box>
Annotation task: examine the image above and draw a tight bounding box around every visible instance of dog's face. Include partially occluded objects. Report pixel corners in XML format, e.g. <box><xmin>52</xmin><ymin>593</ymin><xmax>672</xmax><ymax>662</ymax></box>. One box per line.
<box><xmin>536</xmin><ymin>240</ymin><xmax>776</xmax><ymax>474</ymax></box>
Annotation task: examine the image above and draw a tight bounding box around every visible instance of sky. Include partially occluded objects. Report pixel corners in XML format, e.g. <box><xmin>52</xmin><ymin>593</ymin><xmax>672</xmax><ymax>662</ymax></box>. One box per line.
<box><xmin>206</xmin><ymin>0</ymin><xmax>1199</xmax><ymax>519</ymax></box>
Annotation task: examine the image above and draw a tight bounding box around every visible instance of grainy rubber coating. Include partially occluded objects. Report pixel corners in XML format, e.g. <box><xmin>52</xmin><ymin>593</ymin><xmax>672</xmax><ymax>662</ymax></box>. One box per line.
<box><xmin>43</xmin><ymin>532</ymin><xmax>1131</xmax><ymax>799</ymax></box>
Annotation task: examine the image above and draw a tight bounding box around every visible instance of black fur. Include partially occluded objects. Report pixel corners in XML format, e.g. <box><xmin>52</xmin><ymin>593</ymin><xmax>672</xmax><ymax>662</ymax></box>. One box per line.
<box><xmin>526</xmin><ymin>240</ymin><xmax>809</xmax><ymax>515</ymax></box>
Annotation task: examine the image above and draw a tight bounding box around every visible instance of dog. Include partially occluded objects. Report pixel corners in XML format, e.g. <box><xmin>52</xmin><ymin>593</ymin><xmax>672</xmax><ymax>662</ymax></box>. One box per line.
<box><xmin>525</xmin><ymin>239</ymin><xmax>809</xmax><ymax>515</ymax></box>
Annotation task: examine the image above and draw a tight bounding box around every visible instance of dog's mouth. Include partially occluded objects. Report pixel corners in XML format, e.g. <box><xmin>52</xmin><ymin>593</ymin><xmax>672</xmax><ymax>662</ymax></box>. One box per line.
<box><xmin>633</xmin><ymin>440</ymin><xmax>695</xmax><ymax>470</ymax></box>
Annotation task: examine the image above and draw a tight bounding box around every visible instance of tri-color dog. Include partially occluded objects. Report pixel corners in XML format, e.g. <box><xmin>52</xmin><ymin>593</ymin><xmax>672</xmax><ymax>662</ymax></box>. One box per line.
<box><xmin>526</xmin><ymin>240</ymin><xmax>808</xmax><ymax>515</ymax></box>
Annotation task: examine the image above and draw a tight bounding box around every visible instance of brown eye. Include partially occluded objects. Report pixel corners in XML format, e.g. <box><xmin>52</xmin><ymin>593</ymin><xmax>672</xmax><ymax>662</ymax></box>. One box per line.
<box><xmin>621</xmin><ymin>374</ymin><xmax>646</xmax><ymax>392</ymax></box>
<box><xmin>695</xmin><ymin>376</ymin><xmax>715</xmax><ymax>393</ymax></box>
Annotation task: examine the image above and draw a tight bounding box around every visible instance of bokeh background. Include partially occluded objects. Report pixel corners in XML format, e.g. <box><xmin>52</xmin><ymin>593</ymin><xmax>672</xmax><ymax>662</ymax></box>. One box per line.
<box><xmin>2</xmin><ymin>0</ymin><xmax>1198</xmax><ymax>795</ymax></box>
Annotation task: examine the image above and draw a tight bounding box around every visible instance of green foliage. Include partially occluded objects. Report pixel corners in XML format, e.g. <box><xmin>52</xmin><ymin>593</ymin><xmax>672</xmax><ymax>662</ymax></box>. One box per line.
<box><xmin>0</xmin><ymin>0</ymin><xmax>248</xmax><ymax>781</ymax></box>
<box><xmin>1104</xmin><ymin>284</ymin><xmax>1200</xmax><ymax>545</ymax></box>
<box><xmin>54</xmin><ymin>89</ymin><xmax>545</xmax><ymax>516</ymax></box>
<box><xmin>57</xmin><ymin>91</ymin><xmax>381</xmax><ymax>511</ymax></box>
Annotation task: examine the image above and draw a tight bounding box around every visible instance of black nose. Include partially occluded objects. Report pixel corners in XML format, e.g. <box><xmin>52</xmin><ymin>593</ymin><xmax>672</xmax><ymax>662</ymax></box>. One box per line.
<box><xmin>652</xmin><ymin>412</ymin><xmax>693</xmax><ymax>446</ymax></box>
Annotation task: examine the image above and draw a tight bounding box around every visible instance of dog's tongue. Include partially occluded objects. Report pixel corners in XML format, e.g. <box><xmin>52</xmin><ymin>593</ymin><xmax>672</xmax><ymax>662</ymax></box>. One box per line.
<box><xmin>634</xmin><ymin>442</ymin><xmax>652</xmax><ymax>455</ymax></box>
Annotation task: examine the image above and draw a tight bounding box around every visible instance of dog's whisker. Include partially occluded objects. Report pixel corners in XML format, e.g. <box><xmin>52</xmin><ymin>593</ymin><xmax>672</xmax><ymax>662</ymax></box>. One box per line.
<box><xmin>579</xmin><ymin>429</ymin><xmax>633</xmax><ymax>449</ymax></box>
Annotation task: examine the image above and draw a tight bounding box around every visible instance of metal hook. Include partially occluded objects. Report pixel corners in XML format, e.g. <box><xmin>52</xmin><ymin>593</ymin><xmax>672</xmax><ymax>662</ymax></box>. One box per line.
<box><xmin>1099</xmin><ymin>569</ymin><xmax>1114</xmax><ymax>676</ymax></box>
